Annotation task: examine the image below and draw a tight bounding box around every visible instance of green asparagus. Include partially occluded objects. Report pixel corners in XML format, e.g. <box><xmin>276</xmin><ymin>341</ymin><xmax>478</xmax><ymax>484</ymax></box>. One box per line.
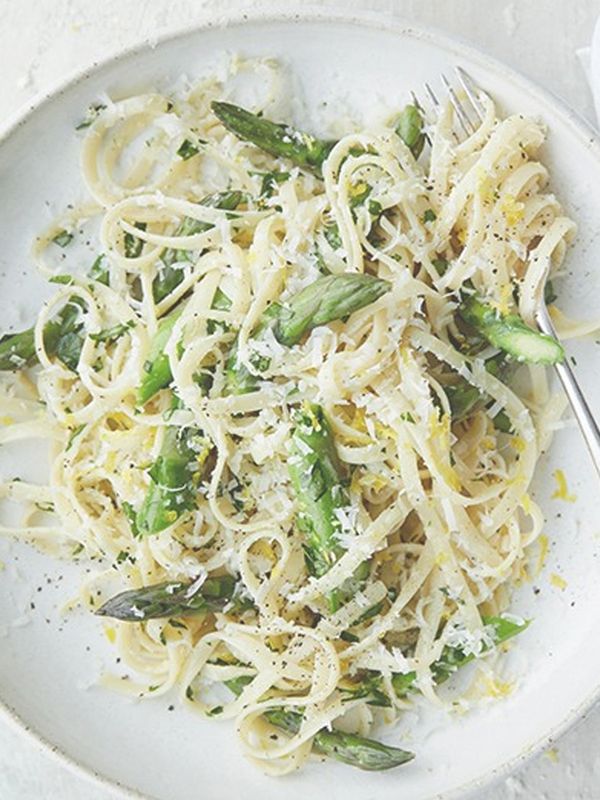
<box><xmin>0</xmin><ymin>296</ymin><xmax>86</xmax><ymax>372</ymax></box>
<box><xmin>224</xmin><ymin>677</ymin><xmax>413</xmax><ymax>771</ymax></box>
<box><xmin>0</xmin><ymin>248</ymin><xmax>116</xmax><ymax>374</ymax></box>
<box><xmin>445</xmin><ymin>352</ymin><xmax>516</xmax><ymax>431</ymax></box>
<box><xmin>136</xmin><ymin>308</ymin><xmax>182</xmax><ymax>405</ymax></box>
<box><xmin>459</xmin><ymin>293</ymin><xmax>564</xmax><ymax>365</ymax></box>
<box><xmin>274</xmin><ymin>273</ymin><xmax>390</xmax><ymax>346</ymax></box>
<box><xmin>391</xmin><ymin>614</ymin><xmax>529</xmax><ymax>697</ymax></box>
<box><xmin>288</xmin><ymin>403</ymin><xmax>370</xmax><ymax>612</ymax></box>
<box><xmin>224</xmin><ymin>274</ymin><xmax>390</xmax><ymax>394</ymax></box>
<box><xmin>155</xmin><ymin>190</ymin><xmax>244</xmax><ymax>304</ymax></box>
<box><xmin>288</xmin><ymin>403</ymin><xmax>347</xmax><ymax>580</ymax></box>
<box><xmin>338</xmin><ymin>614</ymin><xmax>528</xmax><ymax>706</ymax></box>
<box><xmin>137</xmin><ymin>285</ymin><xmax>235</xmax><ymax>405</ymax></box>
<box><xmin>136</xmin><ymin>417</ymin><xmax>212</xmax><ymax>535</ymax></box>
<box><xmin>212</xmin><ymin>101</ymin><xmax>336</xmax><ymax>174</ymax></box>
<box><xmin>395</xmin><ymin>104</ymin><xmax>425</xmax><ymax>159</ymax></box>
<box><xmin>124</xmin><ymin>222</ymin><xmax>147</xmax><ymax>259</ymax></box>
<box><xmin>96</xmin><ymin>574</ymin><xmax>236</xmax><ymax>621</ymax></box>
<box><xmin>212</xmin><ymin>101</ymin><xmax>426</xmax><ymax>175</ymax></box>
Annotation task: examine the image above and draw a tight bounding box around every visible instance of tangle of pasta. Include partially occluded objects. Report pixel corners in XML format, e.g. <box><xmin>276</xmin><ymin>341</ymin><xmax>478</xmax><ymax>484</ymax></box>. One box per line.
<box><xmin>0</xmin><ymin>57</ymin><xmax>578</xmax><ymax>774</ymax></box>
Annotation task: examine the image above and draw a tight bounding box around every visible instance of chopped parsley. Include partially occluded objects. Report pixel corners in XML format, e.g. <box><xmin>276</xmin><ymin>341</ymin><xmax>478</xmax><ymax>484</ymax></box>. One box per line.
<box><xmin>52</xmin><ymin>230</ymin><xmax>74</xmax><ymax>248</ymax></box>
<box><xmin>49</xmin><ymin>274</ymin><xmax>74</xmax><ymax>285</ymax></box>
<box><xmin>89</xmin><ymin>320</ymin><xmax>135</xmax><ymax>344</ymax></box>
<box><xmin>75</xmin><ymin>103</ymin><xmax>107</xmax><ymax>130</ymax></box>
<box><xmin>124</xmin><ymin>222</ymin><xmax>147</xmax><ymax>259</ymax></box>
<box><xmin>66</xmin><ymin>424</ymin><xmax>86</xmax><ymax>451</ymax></box>
<box><xmin>177</xmin><ymin>138</ymin><xmax>201</xmax><ymax>160</ymax></box>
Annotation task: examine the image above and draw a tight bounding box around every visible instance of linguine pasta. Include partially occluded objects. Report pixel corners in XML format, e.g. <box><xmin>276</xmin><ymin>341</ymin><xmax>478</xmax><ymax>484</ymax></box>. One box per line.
<box><xmin>0</xmin><ymin>58</ymin><xmax>576</xmax><ymax>774</ymax></box>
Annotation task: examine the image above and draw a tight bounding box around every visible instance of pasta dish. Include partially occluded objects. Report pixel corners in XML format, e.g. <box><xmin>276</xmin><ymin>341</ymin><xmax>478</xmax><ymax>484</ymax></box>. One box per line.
<box><xmin>0</xmin><ymin>58</ymin><xmax>575</xmax><ymax>774</ymax></box>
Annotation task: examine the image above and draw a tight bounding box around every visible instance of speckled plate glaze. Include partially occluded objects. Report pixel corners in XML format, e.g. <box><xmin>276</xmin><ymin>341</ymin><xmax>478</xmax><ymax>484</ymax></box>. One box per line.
<box><xmin>1</xmin><ymin>8</ymin><xmax>600</xmax><ymax>800</ymax></box>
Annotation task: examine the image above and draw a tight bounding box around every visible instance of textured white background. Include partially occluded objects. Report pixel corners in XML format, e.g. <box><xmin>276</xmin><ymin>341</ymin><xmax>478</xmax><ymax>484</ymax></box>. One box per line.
<box><xmin>1</xmin><ymin>1</ymin><xmax>600</xmax><ymax>798</ymax></box>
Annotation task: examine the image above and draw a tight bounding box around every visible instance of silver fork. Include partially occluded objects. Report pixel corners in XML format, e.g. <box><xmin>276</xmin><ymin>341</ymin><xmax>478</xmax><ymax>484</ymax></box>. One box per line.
<box><xmin>421</xmin><ymin>67</ymin><xmax>600</xmax><ymax>477</ymax></box>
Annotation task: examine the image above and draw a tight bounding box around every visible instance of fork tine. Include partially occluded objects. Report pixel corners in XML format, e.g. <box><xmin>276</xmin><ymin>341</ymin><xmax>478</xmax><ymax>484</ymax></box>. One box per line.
<box><xmin>410</xmin><ymin>90</ymin><xmax>423</xmax><ymax>111</ymax></box>
<box><xmin>454</xmin><ymin>66</ymin><xmax>485</xmax><ymax>122</ymax></box>
<box><xmin>425</xmin><ymin>82</ymin><xmax>440</xmax><ymax>111</ymax></box>
<box><xmin>441</xmin><ymin>74</ymin><xmax>475</xmax><ymax>136</ymax></box>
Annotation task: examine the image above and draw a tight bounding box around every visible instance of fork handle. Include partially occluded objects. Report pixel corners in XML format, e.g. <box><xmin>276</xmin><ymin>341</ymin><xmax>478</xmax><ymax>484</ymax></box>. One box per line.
<box><xmin>536</xmin><ymin>303</ymin><xmax>600</xmax><ymax>477</ymax></box>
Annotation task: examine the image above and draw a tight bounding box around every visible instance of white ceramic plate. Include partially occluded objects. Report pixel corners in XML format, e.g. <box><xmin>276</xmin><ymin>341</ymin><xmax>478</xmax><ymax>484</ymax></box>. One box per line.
<box><xmin>1</xmin><ymin>8</ymin><xmax>600</xmax><ymax>800</ymax></box>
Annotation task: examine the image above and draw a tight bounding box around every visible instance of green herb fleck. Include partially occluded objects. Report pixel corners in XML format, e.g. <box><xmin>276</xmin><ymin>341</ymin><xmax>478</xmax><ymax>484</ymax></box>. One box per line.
<box><xmin>49</xmin><ymin>274</ymin><xmax>74</xmax><ymax>285</ymax></box>
<box><xmin>89</xmin><ymin>320</ymin><xmax>135</xmax><ymax>344</ymax></box>
<box><xmin>124</xmin><ymin>223</ymin><xmax>147</xmax><ymax>259</ymax></box>
<box><xmin>66</xmin><ymin>424</ymin><xmax>86</xmax><ymax>451</ymax></box>
<box><xmin>75</xmin><ymin>103</ymin><xmax>107</xmax><ymax>130</ymax></box>
<box><xmin>52</xmin><ymin>230</ymin><xmax>74</xmax><ymax>248</ymax></box>
<box><xmin>177</xmin><ymin>139</ymin><xmax>201</xmax><ymax>160</ymax></box>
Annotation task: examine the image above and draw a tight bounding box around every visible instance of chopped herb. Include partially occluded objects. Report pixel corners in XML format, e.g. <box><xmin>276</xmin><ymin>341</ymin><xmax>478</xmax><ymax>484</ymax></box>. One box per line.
<box><xmin>423</xmin><ymin>209</ymin><xmax>437</xmax><ymax>223</ymax></box>
<box><xmin>49</xmin><ymin>274</ymin><xmax>74</xmax><ymax>285</ymax></box>
<box><xmin>66</xmin><ymin>424</ymin><xmax>85</xmax><ymax>451</ymax></box>
<box><xmin>168</xmin><ymin>619</ymin><xmax>188</xmax><ymax>630</ymax></box>
<box><xmin>368</xmin><ymin>199</ymin><xmax>383</xmax><ymax>217</ymax></box>
<box><xmin>324</xmin><ymin>223</ymin><xmax>342</xmax><ymax>250</ymax></box>
<box><xmin>208</xmin><ymin>705</ymin><xmax>224</xmax><ymax>717</ymax></box>
<box><xmin>124</xmin><ymin>222</ymin><xmax>147</xmax><ymax>259</ymax></box>
<box><xmin>185</xmin><ymin>685</ymin><xmax>194</xmax><ymax>701</ymax></box>
<box><xmin>259</xmin><ymin>170</ymin><xmax>290</xmax><ymax>197</ymax></box>
<box><xmin>432</xmin><ymin>257</ymin><xmax>449</xmax><ymax>276</ymax></box>
<box><xmin>34</xmin><ymin>501</ymin><xmax>55</xmax><ymax>513</ymax></box>
<box><xmin>400</xmin><ymin>412</ymin><xmax>415</xmax><ymax>423</ymax></box>
<box><xmin>544</xmin><ymin>280</ymin><xmax>557</xmax><ymax>305</ymax></box>
<box><xmin>116</xmin><ymin>550</ymin><xmax>129</xmax><ymax>564</ymax></box>
<box><xmin>75</xmin><ymin>103</ymin><xmax>107</xmax><ymax>130</ymax></box>
<box><xmin>72</xmin><ymin>543</ymin><xmax>84</xmax><ymax>557</ymax></box>
<box><xmin>121</xmin><ymin>501</ymin><xmax>140</xmax><ymax>537</ymax></box>
<box><xmin>89</xmin><ymin>254</ymin><xmax>109</xmax><ymax>286</ymax></box>
<box><xmin>52</xmin><ymin>230</ymin><xmax>74</xmax><ymax>248</ymax></box>
<box><xmin>148</xmin><ymin>685</ymin><xmax>160</xmax><ymax>693</ymax></box>
<box><xmin>177</xmin><ymin>139</ymin><xmax>201</xmax><ymax>160</ymax></box>
<box><xmin>89</xmin><ymin>320</ymin><xmax>135</xmax><ymax>344</ymax></box>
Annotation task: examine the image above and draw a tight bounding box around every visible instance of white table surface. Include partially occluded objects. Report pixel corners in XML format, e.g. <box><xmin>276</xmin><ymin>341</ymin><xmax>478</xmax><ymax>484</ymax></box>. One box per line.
<box><xmin>1</xmin><ymin>0</ymin><xmax>599</xmax><ymax>797</ymax></box>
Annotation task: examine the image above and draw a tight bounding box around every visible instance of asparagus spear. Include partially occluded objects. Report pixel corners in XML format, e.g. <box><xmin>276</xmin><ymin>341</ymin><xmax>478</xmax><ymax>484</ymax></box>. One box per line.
<box><xmin>155</xmin><ymin>191</ymin><xmax>244</xmax><ymax>304</ymax></box>
<box><xmin>445</xmin><ymin>352</ymin><xmax>516</xmax><ymax>431</ymax></box>
<box><xmin>274</xmin><ymin>273</ymin><xmax>390</xmax><ymax>347</ymax></box>
<box><xmin>0</xmin><ymin>249</ymin><xmax>115</xmax><ymax>373</ymax></box>
<box><xmin>137</xmin><ymin>287</ymin><xmax>233</xmax><ymax>406</ymax></box>
<box><xmin>288</xmin><ymin>403</ymin><xmax>370</xmax><ymax>612</ymax></box>
<box><xmin>136</xmin><ymin>308</ymin><xmax>182</xmax><ymax>406</ymax></box>
<box><xmin>391</xmin><ymin>615</ymin><xmax>529</xmax><ymax>697</ymax></box>
<box><xmin>212</xmin><ymin>102</ymin><xmax>337</xmax><ymax>174</ymax></box>
<box><xmin>338</xmin><ymin>614</ymin><xmax>528</xmax><ymax>706</ymax></box>
<box><xmin>224</xmin><ymin>274</ymin><xmax>390</xmax><ymax>395</ymax></box>
<box><xmin>288</xmin><ymin>403</ymin><xmax>347</xmax><ymax>580</ymax></box>
<box><xmin>395</xmin><ymin>104</ymin><xmax>425</xmax><ymax>159</ymax></box>
<box><xmin>212</xmin><ymin>101</ymin><xmax>425</xmax><ymax>175</ymax></box>
<box><xmin>433</xmin><ymin>257</ymin><xmax>561</xmax><ymax>365</ymax></box>
<box><xmin>221</xmin><ymin>615</ymin><xmax>525</xmax><ymax>767</ymax></box>
<box><xmin>0</xmin><ymin>297</ymin><xmax>86</xmax><ymax>372</ymax></box>
<box><xmin>96</xmin><ymin>575</ymin><xmax>236</xmax><ymax>621</ymax></box>
<box><xmin>459</xmin><ymin>294</ymin><xmax>564</xmax><ymax>365</ymax></box>
<box><xmin>431</xmin><ymin>257</ymin><xmax>557</xmax><ymax>423</ymax></box>
<box><xmin>224</xmin><ymin>678</ymin><xmax>413</xmax><ymax>771</ymax></box>
<box><xmin>136</xmin><ymin>418</ymin><xmax>212</xmax><ymax>536</ymax></box>
<box><xmin>0</xmin><ymin>329</ymin><xmax>37</xmax><ymax>371</ymax></box>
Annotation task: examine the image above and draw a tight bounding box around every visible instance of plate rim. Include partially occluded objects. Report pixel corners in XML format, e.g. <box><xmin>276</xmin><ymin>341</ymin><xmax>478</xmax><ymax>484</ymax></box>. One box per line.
<box><xmin>0</xmin><ymin>6</ymin><xmax>598</xmax><ymax>800</ymax></box>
